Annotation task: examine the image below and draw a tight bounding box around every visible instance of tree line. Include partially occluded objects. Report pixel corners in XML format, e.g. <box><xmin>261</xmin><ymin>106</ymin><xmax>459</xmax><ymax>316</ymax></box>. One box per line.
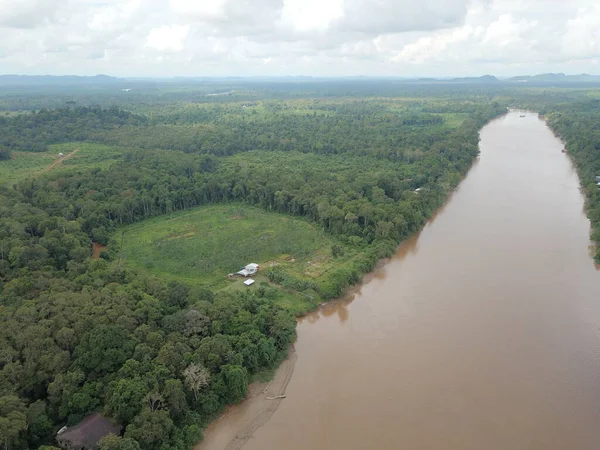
<box><xmin>543</xmin><ymin>100</ymin><xmax>600</xmax><ymax>262</ymax></box>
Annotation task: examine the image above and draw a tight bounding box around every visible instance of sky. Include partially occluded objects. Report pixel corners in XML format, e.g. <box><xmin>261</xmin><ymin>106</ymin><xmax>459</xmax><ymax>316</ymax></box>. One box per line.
<box><xmin>0</xmin><ymin>0</ymin><xmax>598</xmax><ymax>77</ymax></box>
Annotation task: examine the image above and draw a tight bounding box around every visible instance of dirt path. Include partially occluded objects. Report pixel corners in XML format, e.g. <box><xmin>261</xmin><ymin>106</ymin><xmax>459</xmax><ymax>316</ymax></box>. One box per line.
<box><xmin>39</xmin><ymin>147</ymin><xmax>80</xmax><ymax>175</ymax></box>
<box><xmin>195</xmin><ymin>348</ymin><xmax>297</xmax><ymax>450</ymax></box>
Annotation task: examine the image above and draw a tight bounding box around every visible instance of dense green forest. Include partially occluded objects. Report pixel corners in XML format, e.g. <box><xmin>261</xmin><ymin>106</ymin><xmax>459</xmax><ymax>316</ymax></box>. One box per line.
<box><xmin>0</xmin><ymin>79</ymin><xmax>598</xmax><ymax>449</ymax></box>
<box><xmin>542</xmin><ymin>101</ymin><xmax>600</xmax><ymax>262</ymax></box>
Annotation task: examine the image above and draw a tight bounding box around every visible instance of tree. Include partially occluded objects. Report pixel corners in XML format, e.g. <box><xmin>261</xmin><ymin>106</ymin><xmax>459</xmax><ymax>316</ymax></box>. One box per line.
<box><xmin>47</xmin><ymin>370</ymin><xmax>85</xmax><ymax>419</ymax></box>
<box><xmin>98</xmin><ymin>434</ymin><xmax>141</xmax><ymax>450</ymax></box>
<box><xmin>26</xmin><ymin>401</ymin><xmax>53</xmax><ymax>448</ymax></box>
<box><xmin>124</xmin><ymin>409</ymin><xmax>173</xmax><ymax>450</ymax></box>
<box><xmin>73</xmin><ymin>325</ymin><xmax>135</xmax><ymax>378</ymax></box>
<box><xmin>0</xmin><ymin>146</ymin><xmax>11</xmax><ymax>161</ymax></box>
<box><xmin>106</xmin><ymin>378</ymin><xmax>148</xmax><ymax>423</ymax></box>
<box><xmin>162</xmin><ymin>379</ymin><xmax>188</xmax><ymax>420</ymax></box>
<box><xmin>331</xmin><ymin>244</ymin><xmax>344</xmax><ymax>258</ymax></box>
<box><xmin>0</xmin><ymin>396</ymin><xmax>27</xmax><ymax>450</ymax></box>
<box><xmin>55</xmin><ymin>328</ymin><xmax>77</xmax><ymax>352</ymax></box>
<box><xmin>145</xmin><ymin>391</ymin><xmax>165</xmax><ymax>412</ymax></box>
<box><xmin>189</xmin><ymin>287</ymin><xmax>214</xmax><ymax>303</ymax></box>
<box><xmin>167</xmin><ymin>281</ymin><xmax>189</xmax><ymax>309</ymax></box>
<box><xmin>182</xmin><ymin>364</ymin><xmax>210</xmax><ymax>401</ymax></box>
<box><xmin>183</xmin><ymin>309</ymin><xmax>210</xmax><ymax>337</ymax></box>
<box><xmin>269</xmin><ymin>310</ymin><xmax>296</xmax><ymax>349</ymax></box>
<box><xmin>219</xmin><ymin>365</ymin><xmax>248</xmax><ymax>404</ymax></box>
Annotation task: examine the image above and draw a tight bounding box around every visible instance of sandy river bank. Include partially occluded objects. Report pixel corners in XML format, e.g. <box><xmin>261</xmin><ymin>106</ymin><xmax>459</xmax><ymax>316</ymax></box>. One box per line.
<box><xmin>194</xmin><ymin>349</ymin><xmax>297</xmax><ymax>450</ymax></box>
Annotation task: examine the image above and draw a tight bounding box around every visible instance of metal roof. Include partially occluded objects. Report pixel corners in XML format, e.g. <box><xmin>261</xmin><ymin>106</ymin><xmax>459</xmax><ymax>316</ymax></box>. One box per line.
<box><xmin>56</xmin><ymin>413</ymin><xmax>121</xmax><ymax>449</ymax></box>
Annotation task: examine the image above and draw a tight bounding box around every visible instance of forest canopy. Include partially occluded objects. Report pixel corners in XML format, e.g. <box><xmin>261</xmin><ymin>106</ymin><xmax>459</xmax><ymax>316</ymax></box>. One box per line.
<box><xmin>0</xmin><ymin>79</ymin><xmax>598</xmax><ymax>449</ymax></box>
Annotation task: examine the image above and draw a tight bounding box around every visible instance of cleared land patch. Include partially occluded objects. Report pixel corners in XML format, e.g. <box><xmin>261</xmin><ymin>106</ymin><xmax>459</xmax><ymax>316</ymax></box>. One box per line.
<box><xmin>116</xmin><ymin>204</ymin><xmax>353</xmax><ymax>297</ymax></box>
<box><xmin>0</xmin><ymin>151</ymin><xmax>55</xmax><ymax>184</ymax></box>
<box><xmin>0</xmin><ymin>142</ymin><xmax>126</xmax><ymax>184</ymax></box>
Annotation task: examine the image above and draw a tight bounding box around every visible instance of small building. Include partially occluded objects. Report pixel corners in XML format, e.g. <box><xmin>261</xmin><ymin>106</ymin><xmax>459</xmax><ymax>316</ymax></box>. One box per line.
<box><xmin>58</xmin><ymin>153</ymin><xmax>64</xmax><ymax>158</ymax></box>
<box><xmin>596</xmin><ymin>176</ymin><xmax>600</xmax><ymax>183</ymax></box>
<box><xmin>244</xmin><ymin>278</ymin><xmax>255</xmax><ymax>286</ymax></box>
<box><xmin>237</xmin><ymin>263</ymin><xmax>259</xmax><ymax>277</ymax></box>
<box><xmin>56</xmin><ymin>413</ymin><xmax>121</xmax><ymax>450</ymax></box>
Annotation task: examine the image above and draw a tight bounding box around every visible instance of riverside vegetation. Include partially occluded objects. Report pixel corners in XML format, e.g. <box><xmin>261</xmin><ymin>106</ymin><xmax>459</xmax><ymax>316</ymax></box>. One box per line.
<box><xmin>0</xmin><ymin>79</ymin><xmax>598</xmax><ymax>449</ymax></box>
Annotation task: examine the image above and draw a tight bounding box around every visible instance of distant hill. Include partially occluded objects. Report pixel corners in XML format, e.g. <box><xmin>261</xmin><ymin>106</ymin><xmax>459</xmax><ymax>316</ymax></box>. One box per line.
<box><xmin>507</xmin><ymin>73</ymin><xmax>600</xmax><ymax>83</ymax></box>
<box><xmin>2</xmin><ymin>73</ymin><xmax>600</xmax><ymax>87</ymax></box>
<box><xmin>449</xmin><ymin>75</ymin><xmax>499</xmax><ymax>83</ymax></box>
<box><xmin>410</xmin><ymin>73</ymin><xmax>600</xmax><ymax>84</ymax></box>
<box><xmin>410</xmin><ymin>75</ymin><xmax>499</xmax><ymax>83</ymax></box>
<box><xmin>0</xmin><ymin>74</ymin><xmax>122</xmax><ymax>86</ymax></box>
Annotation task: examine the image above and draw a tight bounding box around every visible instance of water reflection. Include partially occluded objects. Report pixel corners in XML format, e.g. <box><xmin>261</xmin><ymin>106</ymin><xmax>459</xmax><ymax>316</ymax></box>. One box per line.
<box><xmin>320</xmin><ymin>300</ymin><xmax>350</xmax><ymax>323</ymax></box>
<box><xmin>300</xmin><ymin>291</ymin><xmax>356</xmax><ymax>325</ymax></box>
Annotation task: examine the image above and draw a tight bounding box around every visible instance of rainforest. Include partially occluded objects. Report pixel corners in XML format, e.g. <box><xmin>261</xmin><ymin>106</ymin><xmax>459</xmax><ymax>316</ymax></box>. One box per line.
<box><xmin>0</xmin><ymin>79</ymin><xmax>599</xmax><ymax>449</ymax></box>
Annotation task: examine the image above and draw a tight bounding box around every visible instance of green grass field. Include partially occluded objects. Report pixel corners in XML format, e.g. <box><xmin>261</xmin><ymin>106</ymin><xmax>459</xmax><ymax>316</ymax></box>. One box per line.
<box><xmin>51</xmin><ymin>143</ymin><xmax>126</xmax><ymax>173</ymax></box>
<box><xmin>0</xmin><ymin>142</ymin><xmax>126</xmax><ymax>185</ymax></box>
<box><xmin>0</xmin><ymin>151</ymin><xmax>56</xmax><ymax>184</ymax></box>
<box><xmin>116</xmin><ymin>204</ymin><xmax>352</xmax><ymax>290</ymax></box>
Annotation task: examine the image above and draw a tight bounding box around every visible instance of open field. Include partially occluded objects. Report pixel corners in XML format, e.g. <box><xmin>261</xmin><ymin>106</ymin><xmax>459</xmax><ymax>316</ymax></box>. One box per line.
<box><xmin>0</xmin><ymin>151</ymin><xmax>56</xmax><ymax>184</ymax></box>
<box><xmin>0</xmin><ymin>142</ymin><xmax>126</xmax><ymax>184</ymax></box>
<box><xmin>50</xmin><ymin>142</ymin><xmax>126</xmax><ymax>173</ymax></box>
<box><xmin>116</xmin><ymin>204</ymin><xmax>358</xmax><ymax>310</ymax></box>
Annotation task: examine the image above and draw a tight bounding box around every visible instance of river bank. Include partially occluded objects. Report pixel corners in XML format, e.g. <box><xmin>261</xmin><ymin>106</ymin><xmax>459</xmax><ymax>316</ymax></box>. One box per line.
<box><xmin>195</xmin><ymin>255</ymin><xmax>405</xmax><ymax>450</ymax></box>
<box><xmin>199</xmin><ymin>111</ymin><xmax>600</xmax><ymax>450</ymax></box>
<box><xmin>195</xmin><ymin>349</ymin><xmax>296</xmax><ymax>450</ymax></box>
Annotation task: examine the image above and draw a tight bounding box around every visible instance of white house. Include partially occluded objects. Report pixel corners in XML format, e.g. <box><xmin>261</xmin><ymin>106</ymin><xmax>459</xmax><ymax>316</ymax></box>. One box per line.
<box><xmin>237</xmin><ymin>263</ymin><xmax>259</xmax><ymax>277</ymax></box>
<box><xmin>244</xmin><ymin>279</ymin><xmax>255</xmax><ymax>286</ymax></box>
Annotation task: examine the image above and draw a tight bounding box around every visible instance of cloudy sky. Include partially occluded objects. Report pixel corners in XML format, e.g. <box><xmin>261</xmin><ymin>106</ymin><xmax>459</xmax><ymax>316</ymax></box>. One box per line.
<box><xmin>0</xmin><ymin>0</ymin><xmax>598</xmax><ymax>77</ymax></box>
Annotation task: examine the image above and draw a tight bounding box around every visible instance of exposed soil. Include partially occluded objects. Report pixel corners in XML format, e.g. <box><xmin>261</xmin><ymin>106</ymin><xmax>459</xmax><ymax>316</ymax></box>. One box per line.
<box><xmin>92</xmin><ymin>242</ymin><xmax>107</xmax><ymax>260</ymax></box>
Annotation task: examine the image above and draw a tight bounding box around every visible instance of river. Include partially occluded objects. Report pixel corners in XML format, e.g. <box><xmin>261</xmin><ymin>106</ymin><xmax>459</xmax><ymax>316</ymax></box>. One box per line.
<box><xmin>199</xmin><ymin>111</ymin><xmax>600</xmax><ymax>450</ymax></box>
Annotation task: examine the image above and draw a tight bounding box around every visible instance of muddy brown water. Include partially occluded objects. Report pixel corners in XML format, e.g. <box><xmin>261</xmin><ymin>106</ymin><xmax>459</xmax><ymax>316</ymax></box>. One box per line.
<box><xmin>200</xmin><ymin>111</ymin><xmax>600</xmax><ymax>450</ymax></box>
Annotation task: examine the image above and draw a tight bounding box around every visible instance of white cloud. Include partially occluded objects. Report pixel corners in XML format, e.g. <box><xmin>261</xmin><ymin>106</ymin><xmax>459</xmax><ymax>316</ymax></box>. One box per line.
<box><xmin>0</xmin><ymin>0</ymin><xmax>598</xmax><ymax>76</ymax></box>
<box><xmin>561</xmin><ymin>6</ymin><xmax>600</xmax><ymax>60</ymax></box>
<box><xmin>88</xmin><ymin>0</ymin><xmax>142</xmax><ymax>32</ymax></box>
<box><xmin>0</xmin><ymin>0</ymin><xmax>60</xmax><ymax>28</ymax></box>
<box><xmin>169</xmin><ymin>0</ymin><xmax>229</xmax><ymax>20</ymax></box>
<box><xmin>281</xmin><ymin>0</ymin><xmax>343</xmax><ymax>31</ymax></box>
<box><xmin>146</xmin><ymin>24</ymin><xmax>190</xmax><ymax>52</ymax></box>
<box><xmin>334</xmin><ymin>0</ymin><xmax>473</xmax><ymax>34</ymax></box>
<box><xmin>391</xmin><ymin>1</ymin><xmax>574</xmax><ymax>70</ymax></box>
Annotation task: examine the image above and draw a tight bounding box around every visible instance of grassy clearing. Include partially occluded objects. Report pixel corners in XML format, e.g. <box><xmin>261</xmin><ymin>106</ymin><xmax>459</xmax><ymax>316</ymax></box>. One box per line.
<box><xmin>0</xmin><ymin>151</ymin><xmax>56</xmax><ymax>184</ymax></box>
<box><xmin>115</xmin><ymin>204</ymin><xmax>361</xmax><ymax>313</ymax></box>
<box><xmin>48</xmin><ymin>143</ymin><xmax>126</xmax><ymax>174</ymax></box>
<box><xmin>440</xmin><ymin>112</ymin><xmax>468</xmax><ymax>128</ymax></box>
<box><xmin>116</xmin><ymin>205</ymin><xmax>357</xmax><ymax>306</ymax></box>
<box><xmin>0</xmin><ymin>142</ymin><xmax>126</xmax><ymax>185</ymax></box>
